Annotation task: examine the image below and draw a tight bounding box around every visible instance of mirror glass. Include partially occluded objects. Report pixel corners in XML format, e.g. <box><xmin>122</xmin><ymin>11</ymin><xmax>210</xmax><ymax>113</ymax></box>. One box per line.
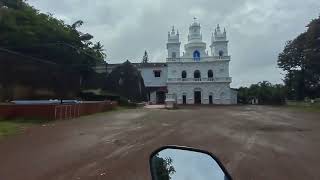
<box><xmin>151</xmin><ymin>148</ymin><xmax>229</xmax><ymax>180</ymax></box>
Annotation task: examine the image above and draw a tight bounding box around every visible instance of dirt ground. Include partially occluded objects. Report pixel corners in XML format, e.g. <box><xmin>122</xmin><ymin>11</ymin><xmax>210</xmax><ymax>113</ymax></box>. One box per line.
<box><xmin>0</xmin><ymin>105</ymin><xmax>319</xmax><ymax>180</ymax></box>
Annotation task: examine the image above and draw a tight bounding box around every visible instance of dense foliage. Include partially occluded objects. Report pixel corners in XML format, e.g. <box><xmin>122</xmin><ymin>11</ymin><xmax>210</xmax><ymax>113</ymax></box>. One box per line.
<box><xmin>152</xmin><ymin>155</ymin><xmax>175</xmax><ymax>180</ymax></box>
<box><xmin>105</xmin><ymin>61</ymin><xmax>147</xmax><ymax>102</ymax></box>
<box><xmin>0</xmin><ymin>0</ymin><xmax>106</xmax><ymax>65</ymax></box>
<box><xmin>278</xmin><ymin>15</ymin><xmax>320</xmax><ymax>100</ymax></box>
<box><xmin>0</xmin><ymin>50</ymin><xmax>82</xmax><ymax>101</ymax></box>
<box><xmin>238</xmin><ymin>81</ymin><xmax>286</xmax><ymax>105</ymax></box>
<box><xmin>0</xmin><ymin>0</ymin><xmax>107</xmax><ymax>101</ymax></box>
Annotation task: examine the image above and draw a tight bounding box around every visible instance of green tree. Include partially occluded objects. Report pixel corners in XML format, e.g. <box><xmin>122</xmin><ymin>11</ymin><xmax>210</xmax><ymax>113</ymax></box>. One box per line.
<box><xmin>237</xmin><ymin>87</ymin><xmax>249</xmax><ymax>104</ymax></box>
<box><xmin>0</xmin><ymin>0</ymin><xmax>107</xmax><ymax>100</ymax></box>
<box><xmin>304</xmin><ymin>17</ymin><xmax>320</xmax><ymax>98</ymax></box>
<box><xmin>152</xmin><ymin>155</ymin><xmax>176</xmax><ymax>180</ymax></box>
<box><xmin>142</xmin><ymin>50</ymin><xmax>149</xmax><ymax>63</ymax></box>
<box><xmin>278</xmin><ymin>15</ymin><xmax>320</xmax><ymax>100</ymax></box>
<box><xmin>0</xmin><ymin>1</ymin><xmax>106</xmax><ymax>66</ymax></box>
<box><xmin>237</xmin><ymin>81</ymin><xmax>286</xmax><ymax>105</ymax></box>
<box><xmin>105</xmin><ymin>60</ymin><xmax>147</xmax><ymax>102</ymax></box>
<box><xmin>0</xmin><ymin>0</ymin><xmax>25</xmax><ymax>9</ymax></box>
<box><xmin>92</xmin><ymin>42</ymin><xmax>107</xmax><ymax>60</ymax></box>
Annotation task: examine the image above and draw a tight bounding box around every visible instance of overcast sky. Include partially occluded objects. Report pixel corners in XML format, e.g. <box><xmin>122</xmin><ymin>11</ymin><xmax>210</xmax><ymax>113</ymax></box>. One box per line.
<box><xmin>28</xmin><ymin>0</ymin><xmax>320</xmax><ymax>87</ymax></box>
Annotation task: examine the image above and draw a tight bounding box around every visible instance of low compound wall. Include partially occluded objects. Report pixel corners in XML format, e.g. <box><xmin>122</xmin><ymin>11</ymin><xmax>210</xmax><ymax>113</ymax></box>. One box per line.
<box><xmin>0</xmin><ymin>101</ymin><xmax>118</xmax><ymax>120</ymax></box>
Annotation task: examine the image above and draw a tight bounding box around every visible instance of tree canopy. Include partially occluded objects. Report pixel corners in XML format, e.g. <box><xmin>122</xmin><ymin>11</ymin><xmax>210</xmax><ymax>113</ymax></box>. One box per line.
<box><xmin>0</xmin><ymin>0</ymin><xmax>106</xmax><ymax>67</ymax></box>
<box><xmin>278</xmin><ymin>15</ymin><xmax>320</xmax><ymax>100</ymax></box>
<box><xmin>152</xmin><ymin>155</ymin><xmax>176</xmax><ymax>180</ymax></box>
<box><xmin>237</xmin><ymin>81</ymin><xmax>286</xmax><ymax>105</ymax></box>
<box><xmin>0</xmin><ymin>0</ymin><xmax>107</xmax><ymax>101</ymax></box>
<box><xmin>105</xmin><ymin>60</ymin><xmax>147</xmax><ymax>102</ymax></box>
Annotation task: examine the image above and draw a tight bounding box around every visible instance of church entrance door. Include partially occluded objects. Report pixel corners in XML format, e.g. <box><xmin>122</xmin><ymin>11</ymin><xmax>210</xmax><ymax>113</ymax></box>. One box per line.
<box><xmin>209</xmin><ymin>95</ymin><xmax>213</xmax><ymax>104</ymax></box>
<box><xmin>194</xmin><ymin>91</ymin><xmax>201</xmax><ymax>104</ymax></box>
<box><xmin>182</xmin><ymin>95</ymin><xmax>187</xmax><ymax>104</ymax></box>
<box><xmin>156</xmin><ymin>91</ymin><xmax>165</xmax><ymax>104</ymax></box>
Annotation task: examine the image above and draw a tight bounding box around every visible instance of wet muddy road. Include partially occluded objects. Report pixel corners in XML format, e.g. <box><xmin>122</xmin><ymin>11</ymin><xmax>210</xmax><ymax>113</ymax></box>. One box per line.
<box><xmin>0</xmin><ymin>106</ymin><xmax>319</xmax><ymax>180</ymax></box>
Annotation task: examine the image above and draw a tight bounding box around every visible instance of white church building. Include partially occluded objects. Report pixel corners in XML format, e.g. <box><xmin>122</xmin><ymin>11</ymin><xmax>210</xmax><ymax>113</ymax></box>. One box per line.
<box><xmin>102</xmin><ymin>19</ymin><xmax>237</xmax><ymax>105</ymax></box>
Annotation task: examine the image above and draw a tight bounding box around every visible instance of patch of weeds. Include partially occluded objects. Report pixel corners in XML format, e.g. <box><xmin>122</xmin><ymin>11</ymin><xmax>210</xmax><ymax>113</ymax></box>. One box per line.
<box><xmin>0</xmin><ymin>121</ymin><xmax>20</xmax><ymax>139</ymax></box>
<box><xmin>0</xmin><ymin>118</ymin><xmax>48</xmax><ymax>139</ymax></box>
<box><xmin>287</xmin><ymin>104</ymin><xmax>320</xmax><ymax>113</ymax></box>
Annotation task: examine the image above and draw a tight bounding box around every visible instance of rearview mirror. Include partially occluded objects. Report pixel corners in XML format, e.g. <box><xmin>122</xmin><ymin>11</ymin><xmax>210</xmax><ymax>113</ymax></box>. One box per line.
<box><xmin>150</xmin><ymin>146</ymin><xmax>232</xmax><ymax>180</ymax></box>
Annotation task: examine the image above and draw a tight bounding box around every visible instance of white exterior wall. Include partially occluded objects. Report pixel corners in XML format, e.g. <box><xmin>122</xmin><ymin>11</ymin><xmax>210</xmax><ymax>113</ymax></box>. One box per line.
<box><xmin>139</xmin><ymin>66</ymin><xmax>167</xmax><ymax>87</ymax></box>
<box><xmin>167</xmin><ymin>83</ymin><xmax>234</xmax><ymax>104</ymax></box>
<box><xmin>166</xmin><ymin>59</ymin><xmax>234</xmax><ymax>104</ymax></box>
<box><xmin>231</xmin><ymin>90</ymin><xmax>238</xmax><ymax>104</ymax></box>
<box><xmin>167</xmin><ymin>45</ymin><xmax>180</xmax><ymax>58</ymax></box>
<box><xmin>183</xmin><ymin>43</ymin><xmax>208</xmax><ymax>58</ymax></box>
<box><xmin>167</xmin><ymin>60</ymin><xmax>230</xmax><ymax>79</ymax></box>
<box><xmin>212</xmin><ymin>41</ymin><xmax>228</xmax><ymax>56</ymax></box>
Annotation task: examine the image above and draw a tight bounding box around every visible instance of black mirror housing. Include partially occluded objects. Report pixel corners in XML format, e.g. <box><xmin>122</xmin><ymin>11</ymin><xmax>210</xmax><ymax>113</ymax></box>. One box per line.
<box><xmin>150</xmin><ymin>146</ymin><xmax>232</xmax><ymax>180</ymax></box>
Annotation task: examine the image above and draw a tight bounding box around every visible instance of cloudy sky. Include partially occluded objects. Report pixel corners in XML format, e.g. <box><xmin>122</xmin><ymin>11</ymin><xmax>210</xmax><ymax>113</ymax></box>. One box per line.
<box><xmin>28</xmin><ymin>0</ymin><xmax>320</xmax><ymax>87</ymax></box>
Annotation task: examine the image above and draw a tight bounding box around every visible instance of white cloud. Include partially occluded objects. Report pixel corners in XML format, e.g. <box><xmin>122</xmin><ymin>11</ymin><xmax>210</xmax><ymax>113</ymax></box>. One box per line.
<box><xmin>28</xmin><ymin>0</ymin><xmax>320</xmax><ymax>87</ymax></box>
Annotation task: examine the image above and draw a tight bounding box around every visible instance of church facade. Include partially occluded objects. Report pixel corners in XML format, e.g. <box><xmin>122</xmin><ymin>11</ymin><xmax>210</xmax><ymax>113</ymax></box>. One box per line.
<box><xmin>165</xmin><ymin>20</ymin><xmax>237</xmax><ymax>104</ymax></box>
<box><xmin>100</xmin><ymin>20</ymin><xmax>237</xmax><ymax>105</ymax></box>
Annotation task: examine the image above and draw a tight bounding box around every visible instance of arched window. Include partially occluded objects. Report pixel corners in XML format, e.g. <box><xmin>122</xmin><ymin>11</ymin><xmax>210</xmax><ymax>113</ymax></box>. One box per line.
<box><xmin>182</xmin><ymin>71</ymin><xmax>187</xmax><ymax>79</ymax></box>
<box><xmin>219</xmin><ymin>50</ymin><xmax>224</xmax><ymax>57</ymax></box>
<box><xmin>193</xmin><ymin>50</ymin><xmax>200</xmax><ymax>61</ymax></box>
<box><xmin>172</xmin><ymin>52</ymin><xmax>177</xmax><ymax>58</ymax></box>
<box><xmin>208</xmin><ymin>70</ymin><xmax>213</xmax><ymax>79</ymax></box>
<box><xmin>194</xmin><ymin>70</ymin><xmax>201</xmax><ymax>79</ymax></box>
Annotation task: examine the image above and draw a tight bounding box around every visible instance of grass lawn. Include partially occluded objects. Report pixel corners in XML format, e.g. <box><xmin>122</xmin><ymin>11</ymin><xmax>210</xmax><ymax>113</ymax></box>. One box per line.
<box><xmin>0</xmin><ymin>118</ymin><xmax>48</xmax><ymax>140</ymax></box>
<box><xmin>287</xmin><ymin>103</ymin><xmax>320</xmax><ymax>113</ymax></box>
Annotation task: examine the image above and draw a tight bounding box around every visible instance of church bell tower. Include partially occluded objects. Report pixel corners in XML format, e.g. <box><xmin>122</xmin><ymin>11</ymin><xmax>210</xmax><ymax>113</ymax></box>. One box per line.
<box><xmin>210</xmin><ymin>24</ymin><xmax>228</xmax><ymax>57</ymax></box>
<box><xmin>167</xmin><ymin>26</ymin><xmax>181</xmax><ymax>59</ymax></box>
